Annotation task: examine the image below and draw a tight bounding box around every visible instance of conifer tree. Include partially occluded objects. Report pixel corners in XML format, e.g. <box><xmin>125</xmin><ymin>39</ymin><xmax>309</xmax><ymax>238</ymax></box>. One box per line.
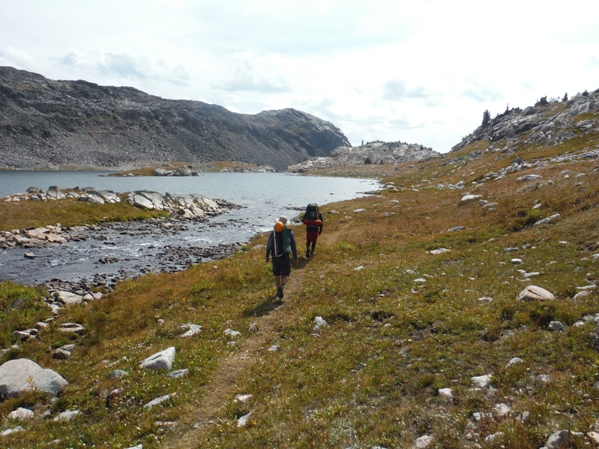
<box><xmin>482</xmin><ymin>110</ymin><xmax>491</xmax><ymax>128</ymax></box>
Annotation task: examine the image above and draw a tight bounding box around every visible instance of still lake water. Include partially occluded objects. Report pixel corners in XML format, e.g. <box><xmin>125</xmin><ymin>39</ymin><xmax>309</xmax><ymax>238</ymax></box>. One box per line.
<box><xmin>0</xmin><ymin>171</ymin><xmax>380</xmax><ymax>286</ymax></box>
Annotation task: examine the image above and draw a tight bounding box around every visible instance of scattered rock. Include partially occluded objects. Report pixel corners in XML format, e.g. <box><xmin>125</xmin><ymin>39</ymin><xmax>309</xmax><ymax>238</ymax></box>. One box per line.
<box><xmin>53</xmin><ymin>348</ymin><xmax>72</xmax><ymax>360</ymax></box>
<box><xmin>414</xmin><ymin>435</ymin><xmax>434</xmax><ymax>448</ymax></box>
<box><xmin>110</xmin><ymin>369</ymin><xmax>129</xmax><ymax>379</ymax></box>
<box><xmin>543</xmin><ymin>430</ymin><xmax>584</xmax><ymax>449</ymax></box>
<box><xmin>54</xmin><ymin>291</ymin><xmax>85</xmax><ymax>305</ymax></box>
<box><xmin>167</xmin><ymin>369</ymin><xmax>189</xmax><ymax>379</ymax></box>
<box><xmin>58</xmin><ymin>322</ymin><xmax>85</xmax><ymax>333</ymax></box>
<box><xmin>517</xmin><ymin>285</ymin><xmax>555</xmax><ymax>301</ymax></box>
<box><xmin>236</xmin><ymin>394</ymin><xmax>253</xmax><ymax>404</ymax></box>
<box><xmin>8</xmin><ymin>407</ymin><xmax>34</xmax><ymax>420</ymax></box>
<box><xmin>548</xmin><ymin>321</ymin><xmax>566</xmax><ymax>332</ymax></box>
<box><xmin>494</xmin><ymin>403</ymin><xmax>511</xmax><ymax>417</ymax></box>
<box><xmin>534</xmin><ymin>213</ymin><xmax>561</xmax><ymax>227</ymax></box>
<box><xmin>179</xmin><ymin>324</ymin><xmax>202</xmax><ymax>338</ymax></box>
<box><xmin>471</xmin><ymin>374</ymin><xmax>492</xmax><ymax>388</ymax></box>
<box><xmin>507</xmin><ymin>357</ymin><xmax>523</xmax><ymax>367</ymax></box>
<box><xmin>139</xmin><ymin>347</ymin><xmax>176</xmax><ymax>370</ymax></box>
<box><xmin>1</xmin><ymin>426</ymin><xmax>25</xmax><ymax>436</ymax></box>
<box><xmin>485</xmin><ymin>432</ymin><xmax>504</xmax><ymax>442</ymax></box>
<box><xmin>53</xmin><ymin>410</ymin><xmax>81</xmax><ymax>422</ymax></box>
<box><xmin>224</xmin><ymin>329</ymin><xmax>241</xmax><ymax>338</ymax></box>
<box><xmin>0</xmin><ymin>358</ymin><xmax>68</xmax><ymax>397</ymax></box>
<box><xmin>144</xmin><ymin>394</ymin><xmax>173</xmax><ymax>409</ymax></box>
<box><xmin>428</xmin><ymin>248</ymin><xmax>450</xmax><ymax>255</ymax></box>
<box><xmin>237</xmin><ymin>412</ymin><xmax>252</xmax><ymax>427</ymax></box>
<box><xmin>438</xmin><ymin>388</ymin><xmax>453</xmax><ymax>401</ymax></box>
<box><xmin>314</xmin><ymin>316</ymin><xmax>328</xmax><ymax>332</ymax></box>
<box><xmin>460</xmin><ymin>194</ymin><xmax>482</xmax><ymax>204</ymax></box>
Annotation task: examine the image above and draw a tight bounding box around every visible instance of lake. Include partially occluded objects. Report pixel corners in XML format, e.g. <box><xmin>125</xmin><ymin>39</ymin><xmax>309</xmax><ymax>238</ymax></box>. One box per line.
<box><xmin>0</xmin><ymin>171</ymin><xmax>380</xmax><ymax>287</ymax></box>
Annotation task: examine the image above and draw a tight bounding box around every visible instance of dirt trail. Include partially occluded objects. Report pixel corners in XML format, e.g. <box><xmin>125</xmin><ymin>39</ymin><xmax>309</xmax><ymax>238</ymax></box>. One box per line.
<box><xmin>162</xmin><ymin>259</ymin><xmax>309</xmax><ymax>448</ymax></box>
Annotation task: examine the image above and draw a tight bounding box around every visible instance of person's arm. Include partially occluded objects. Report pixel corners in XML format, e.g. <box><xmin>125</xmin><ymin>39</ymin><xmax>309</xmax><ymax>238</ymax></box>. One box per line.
<box><xmin>266</xmin><ymin>232</ymin><xmax>273</xmax><ymax>261</ymax></box>
<box><xmin>290</xmin><ymin>231</ymin><xmax>298</xmax><ymax>263</ymax></box>
<box><xmin>319</xmin><ymin>213</ymin><xmax>324</xmax><ymax>233</ymax></box>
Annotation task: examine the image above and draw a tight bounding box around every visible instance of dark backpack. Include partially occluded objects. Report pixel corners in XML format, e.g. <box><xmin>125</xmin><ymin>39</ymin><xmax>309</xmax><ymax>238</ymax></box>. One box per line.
<box><xmin>304</xmin><ymin>203</ymin><xmax>320</xmax><ymax>221</ymax></box>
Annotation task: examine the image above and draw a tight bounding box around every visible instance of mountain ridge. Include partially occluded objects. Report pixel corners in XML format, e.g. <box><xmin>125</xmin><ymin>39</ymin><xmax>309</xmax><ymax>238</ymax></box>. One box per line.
<box><xmin>0</xmin><ymin>66</ymin><xmax>350</xmax><ymax>171</ymax></box>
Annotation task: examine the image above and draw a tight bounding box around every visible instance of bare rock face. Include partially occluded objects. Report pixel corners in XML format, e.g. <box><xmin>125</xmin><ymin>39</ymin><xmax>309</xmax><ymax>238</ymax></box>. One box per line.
<box><xmin>0</xmin><ymin>359</ymin><xmax>68</xmax><ymax>397</ymax></box>
<box><xmin>0</xmin><ymin>67</ymin><xmax>350</xmax><ymax>171</ymax></box>
<box><xmin>288</xmin><ymin>140</ymin><xmax>440</xmax><ymax>172</ymax></box>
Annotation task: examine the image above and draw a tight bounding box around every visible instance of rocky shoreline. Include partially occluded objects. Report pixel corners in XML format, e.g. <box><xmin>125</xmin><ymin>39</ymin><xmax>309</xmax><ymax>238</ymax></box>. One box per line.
<box><xmin>1</xmin><ymin>187</ymin><xmax>246</xmax><ymax>313</ymax></box>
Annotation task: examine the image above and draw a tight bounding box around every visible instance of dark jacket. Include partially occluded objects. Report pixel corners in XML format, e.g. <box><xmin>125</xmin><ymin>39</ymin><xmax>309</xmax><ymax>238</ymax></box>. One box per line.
<box><xmin>266</xmin><ymin>228</ymin><xmax>298</xmax><ymax>260</ymax></box>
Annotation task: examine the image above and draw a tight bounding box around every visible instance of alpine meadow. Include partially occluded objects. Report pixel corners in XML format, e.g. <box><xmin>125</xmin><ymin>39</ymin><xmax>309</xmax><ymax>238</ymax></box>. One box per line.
<box><xmin>1</xmin><ymin>90</ymin><xmax>599</xmax><ymax>449</ymax></box>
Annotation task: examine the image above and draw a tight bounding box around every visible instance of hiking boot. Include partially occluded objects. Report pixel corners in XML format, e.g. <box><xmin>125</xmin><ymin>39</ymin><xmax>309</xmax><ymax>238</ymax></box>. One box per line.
<box><xmin>305</xmin><ymin>250</ymin><xmax>311</xmax><ymax>259</ymax></box>
<box><xmin>276</xmin><ymin>287</ymin><xmax>283</xmax><ymax>298</ymax></box>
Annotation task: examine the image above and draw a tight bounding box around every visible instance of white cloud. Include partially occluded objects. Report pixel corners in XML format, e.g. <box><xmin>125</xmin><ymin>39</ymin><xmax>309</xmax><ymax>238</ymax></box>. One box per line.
<box><xmin>1</xmin><ymin>0</ymin><xmax>598</xmax><ymax>153</ymax></box>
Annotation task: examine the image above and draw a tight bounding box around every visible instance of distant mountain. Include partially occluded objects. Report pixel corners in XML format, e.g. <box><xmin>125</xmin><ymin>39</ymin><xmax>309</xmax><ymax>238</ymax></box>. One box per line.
<box><xmin>287</xmin><ymin>140</ymin><xmax>441</xmax><ymax>173</ymax></box>
<box><xmin>0</xmin><ymin>67</ymin><xmax>350</xmax><ymax>170</ymax></box>
<box><xmin>452</xmin><ymin>90</ymin><xmax>599</xmax><ymax>154</ymax></box>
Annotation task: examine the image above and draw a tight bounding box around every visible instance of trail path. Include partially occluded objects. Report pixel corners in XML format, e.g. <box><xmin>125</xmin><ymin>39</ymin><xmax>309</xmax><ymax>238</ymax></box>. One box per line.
<box><xmin>162</xmin><ymin>258</ymin><xmax>310</xmax><ymax>448</ymax></box>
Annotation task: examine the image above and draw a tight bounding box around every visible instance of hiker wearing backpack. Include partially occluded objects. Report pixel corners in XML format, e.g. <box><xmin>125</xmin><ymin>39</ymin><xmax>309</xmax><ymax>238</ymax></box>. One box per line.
<box><xmin>265</xmin><ymin>216</ymin><xmax>298</xmax><ymax>299</ymax></box>
<box><xmin>302</xmin><ymin>203</ymin><xmax>323</xmax><ymax>258</ymax></box>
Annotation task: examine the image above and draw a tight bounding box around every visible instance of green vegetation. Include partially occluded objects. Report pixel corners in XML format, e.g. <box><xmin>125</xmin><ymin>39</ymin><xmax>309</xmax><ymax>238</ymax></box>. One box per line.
<box><xmin>110</xmin><ymin>161</ymin><xmax>267</xmax><ymax>177</ymax></box>
<box><xmin>0</xmin><ymin>197</ymin><xmax>168</xmax><ymax>231</ymax></box>
<box><xmin>2</xmin><ymin>137</ymin><xmax>599</xmax><ymax>448</ymax></box>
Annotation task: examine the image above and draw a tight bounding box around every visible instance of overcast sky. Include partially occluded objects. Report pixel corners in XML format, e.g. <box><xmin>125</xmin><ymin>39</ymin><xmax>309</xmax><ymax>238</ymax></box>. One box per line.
<box><xmin>1</xmin><ymin>0</ymin><xmax>598</xmax><ymax>152</ymax></box>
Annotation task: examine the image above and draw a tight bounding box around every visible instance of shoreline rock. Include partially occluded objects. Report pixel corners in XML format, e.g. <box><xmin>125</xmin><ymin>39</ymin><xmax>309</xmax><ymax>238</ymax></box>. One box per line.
<box><xmin>1</xmin><ymin>187</ymin><xmax>240</xmax><ymax>250</ymax></box>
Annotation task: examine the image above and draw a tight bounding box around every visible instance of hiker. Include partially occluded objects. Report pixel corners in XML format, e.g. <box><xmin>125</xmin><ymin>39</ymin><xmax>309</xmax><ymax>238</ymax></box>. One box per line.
<box><xmin>265</xmin><ymin>216</ymin><xmax>298</xmax><ymax>298</ymax></box>
<box><xmin>302</xmin><ymin>203</ymin><xmax>323</xmax><ymax>258</ymax></box>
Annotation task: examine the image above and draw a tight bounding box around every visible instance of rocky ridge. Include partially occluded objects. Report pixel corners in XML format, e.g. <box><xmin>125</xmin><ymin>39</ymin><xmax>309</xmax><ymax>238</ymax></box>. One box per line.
<box><xmin>452</xmin><ymin>90</ymin><xmax>599</xmax><ymax>153</ymax></box>
<box><xmin>0</xmin><ymin>66</ymin><xmax>350</xmax><ymax>171</ymax></box>
<box><xmin>287</xmin><ymin>140</ymin><xmax>441</xmax><ymax>173</ymax></box>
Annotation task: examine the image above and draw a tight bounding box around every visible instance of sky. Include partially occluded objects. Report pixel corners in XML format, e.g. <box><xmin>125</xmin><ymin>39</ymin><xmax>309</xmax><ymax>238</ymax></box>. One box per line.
<box><xmin>1</xmin><ymin>0</ymin><xmax>598</xmax><ymax>153</ymax></box>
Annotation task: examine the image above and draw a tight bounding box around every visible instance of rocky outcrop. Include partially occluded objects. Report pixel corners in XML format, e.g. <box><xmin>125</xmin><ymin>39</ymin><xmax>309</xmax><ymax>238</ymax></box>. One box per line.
<box><xmin>288</xmin><ymin>140</ymin><xmax>440</xmax><ymax>173</ymax></box>
<box><xmin>452</xmin><ymin>90</ymin><xmax>599</xmax><ymax>152</ymax></box>
<box><xmin>0</xmin><ymin>66</ymin><xmax>350</xmax><ymax>171</ymax></box>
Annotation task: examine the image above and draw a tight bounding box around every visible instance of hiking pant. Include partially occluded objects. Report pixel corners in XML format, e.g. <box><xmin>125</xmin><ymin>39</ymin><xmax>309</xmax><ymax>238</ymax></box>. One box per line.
<box><xmin>272</xmin><ymin>253</ymin><xmax>291</xmax><ymax>276</ymax></box>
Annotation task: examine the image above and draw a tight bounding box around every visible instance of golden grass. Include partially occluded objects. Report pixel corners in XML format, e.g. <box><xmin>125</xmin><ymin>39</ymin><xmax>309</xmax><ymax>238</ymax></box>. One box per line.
<box><xmin>0</xmin><ymin>197</ymin><xmax>168</xmax><ymax>231</ymax></box>
<box><xmin>3</xmin><ymin>136</ymin><xmax>599</xmax><ymax>447</ymax></box>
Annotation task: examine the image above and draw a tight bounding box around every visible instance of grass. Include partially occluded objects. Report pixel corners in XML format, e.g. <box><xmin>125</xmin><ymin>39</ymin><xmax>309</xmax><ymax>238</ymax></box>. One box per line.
<box><xmin>0</xmin><ymin>197</ymin><xmax>168</xmax><ymax>231</ymax></box>
<box><xmin>2</xmin><ymin>138</ymin><xmax>599</xmax><ymax>447</ymax></box>
<box><xmin>110</xmin><ymin>161</ymin><xmax>269</xmax><ymax>176</ymax></box>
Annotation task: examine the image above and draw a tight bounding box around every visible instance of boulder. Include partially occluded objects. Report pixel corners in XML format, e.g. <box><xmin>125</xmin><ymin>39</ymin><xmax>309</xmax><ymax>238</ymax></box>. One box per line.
<box><xmin>8</xmin><ymin>407</ymin><xmax>34</xmax><ymax>420</ymax></box>
<box><xmin>0</xmin><ymin>359</ymin><xmax>68</xmax><ymax>397</ymax></box>
<box><xmin>517</xmin><ymin>285</ymin><xmax>555</xmax><ymax>301</ymax></box>
<box><xmin>54</xmin><ymin>291</ymin><xmax>84</xmax><ymax>305</ymax></box>
<box><xmin>58</xmin><ymin>323</ymin><xmax>85</xmax><ymax>333</ymax></box>
<box><xmin>460</xmin><ymin>194</ymin><xmax>482</xmax><ymax>204</ymax></box>
<box><xmin>139</xmin><ymin>347</ymin><xmax>176</xmax><ymax>370</ymax></box>
<box><xmin>543</xmin><ymin>430</ymin><xmax>584</xmax><ymax>449</ymax></box>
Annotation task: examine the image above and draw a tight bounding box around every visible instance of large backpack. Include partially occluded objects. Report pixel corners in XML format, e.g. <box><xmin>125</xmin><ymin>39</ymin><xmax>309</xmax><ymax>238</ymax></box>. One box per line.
<box><xmin>304</xmin><ymin>203</ymin><xmax>320</xmax><ymax>221</ymax></box>
<box><xmin>273</xmin><ymin>227</ymin><xmax>292</xmax><ymax>257</ymax></box>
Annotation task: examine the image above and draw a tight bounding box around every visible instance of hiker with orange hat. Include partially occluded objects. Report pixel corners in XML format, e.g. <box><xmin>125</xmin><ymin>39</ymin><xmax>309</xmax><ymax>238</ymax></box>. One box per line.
<box><xmin>265</xmin><ymin>216</ymin><xmax>298</xmax><ymax>299</ymax></box>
